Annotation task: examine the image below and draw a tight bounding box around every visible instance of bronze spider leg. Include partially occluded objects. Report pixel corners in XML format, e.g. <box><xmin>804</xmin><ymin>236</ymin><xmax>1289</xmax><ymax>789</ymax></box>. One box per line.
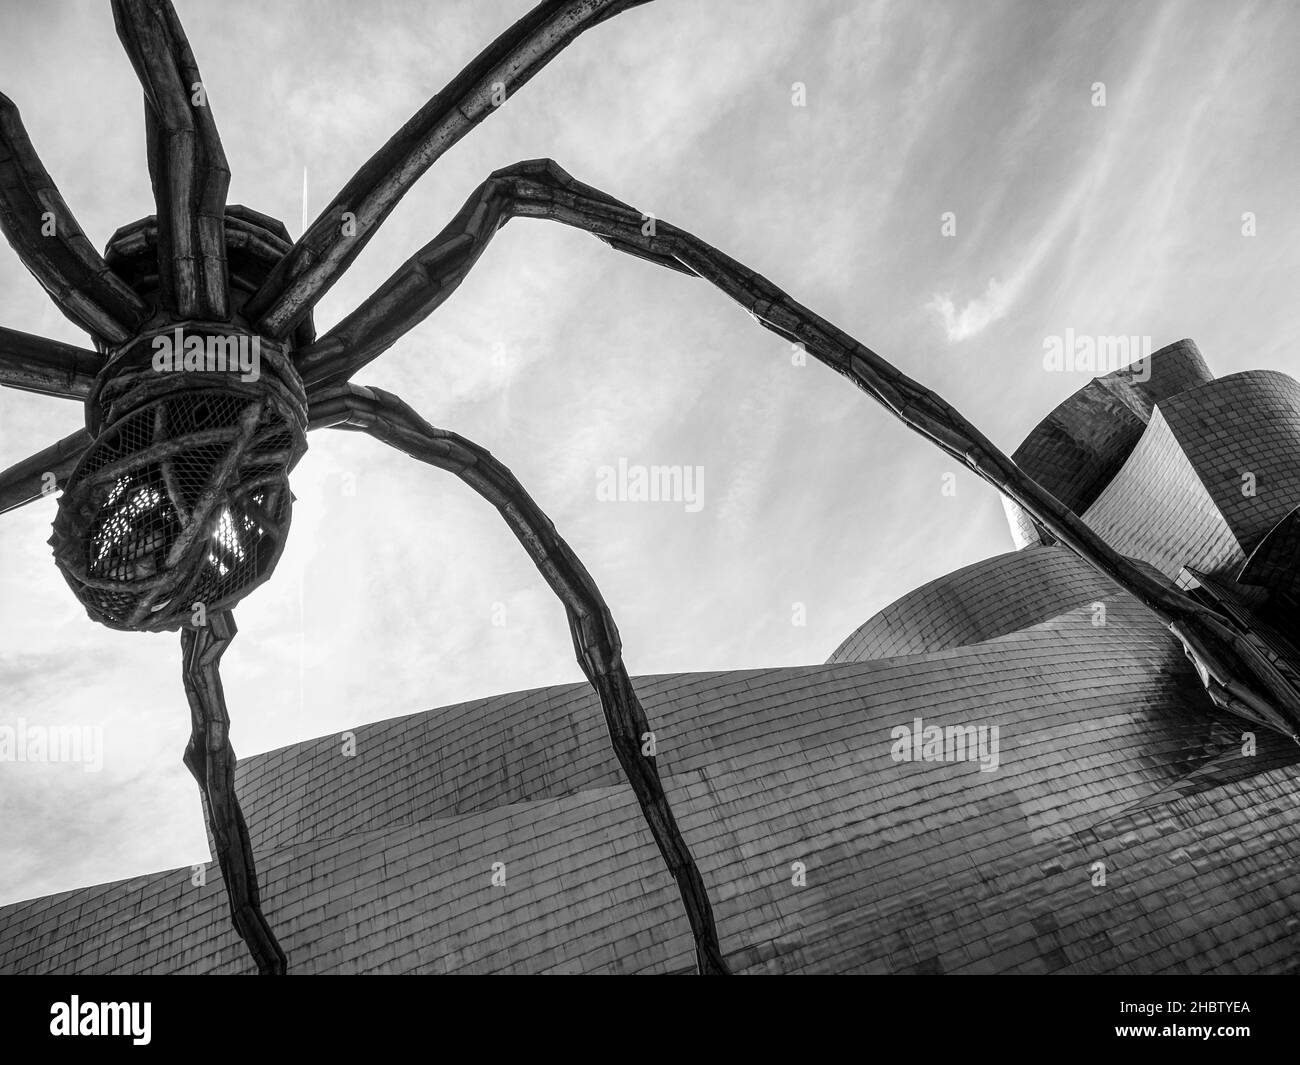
<box><xmin>0</xmin><ymin>327</ymin><xmax>101</xmax><ymax>400</ymax></box>
<box><xmin>0</xmin><ymin>428</ymin><xmax>90</xmax><ymax>516</ymax></box>
<box><xmin>0</xmin><ymin>330</ymin><xmax>97</xmax><ymax>510</ymax></box>
<box><xmin>112</xmin><ymin>0</ymin><xmax>231</xmax><ymax>320</ymax></box>
<box><xmin>0</xmin><ymin>97</ymin><xmax>147</xmax><ymax>345</ymax></box>
<box><xmin>181</xmin><ymin>610</ymin><xmax>286</xmax><ymax>975</ymax></box>
<box><xmin>0</xmin><ymin>19</ymin><xmax>136</xmax><ymax>485</ymax></box>
<box><xmin>298</xmin><ymin>158</ymin><xmax>1300</xmax><ymax>741</ymax></box>
<box><xmin>308</xmin><ymin>382</ymin><xmax>730</xmax><ymax>976</ymax></box>
<box><xmin>245</xmin><ymin>0</ymin><xmax>652</xmax><ymax>340</ymax></box>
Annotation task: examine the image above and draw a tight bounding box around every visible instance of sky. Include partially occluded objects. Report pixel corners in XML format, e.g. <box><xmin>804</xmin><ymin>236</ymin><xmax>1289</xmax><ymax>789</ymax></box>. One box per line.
<box><xmin>1</xmin><ymin>0</ymin><xmax>1299</xmax><ymax>905</ymax></box>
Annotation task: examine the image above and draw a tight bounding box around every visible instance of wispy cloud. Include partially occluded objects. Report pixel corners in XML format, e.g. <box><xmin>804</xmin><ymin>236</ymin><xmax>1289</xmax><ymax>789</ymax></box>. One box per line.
<box><xmin>924</xmin><ymin>2</ymin><xmax>1179</xmax><ymax>343</ymax></box>
<box><xmin>926</xmin><ymin>278</ymin><xmax>1014</xmax><ymax>341</ymax></box>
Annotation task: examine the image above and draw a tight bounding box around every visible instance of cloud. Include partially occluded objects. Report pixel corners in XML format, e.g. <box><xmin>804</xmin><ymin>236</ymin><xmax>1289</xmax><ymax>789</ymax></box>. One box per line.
<box><xmin>926</xmin><ymin>277</ymin><xmax>1015</xmax><ymax>342</ymax></box>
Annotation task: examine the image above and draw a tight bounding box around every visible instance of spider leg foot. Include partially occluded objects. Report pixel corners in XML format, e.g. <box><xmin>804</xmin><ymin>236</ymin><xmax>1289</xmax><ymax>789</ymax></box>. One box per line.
<box><xmin>180</xmin><ymin>610</ymin><xmax>286</xmax><ymax>975</ymax></box>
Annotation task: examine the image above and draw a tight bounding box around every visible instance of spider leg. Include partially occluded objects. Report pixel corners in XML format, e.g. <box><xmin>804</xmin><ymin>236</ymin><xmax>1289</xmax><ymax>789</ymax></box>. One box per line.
<box><xmin>0</xmin><ymin>325</ymin><xmax>101</xmax><ymax>400</ymax></box>
<box><xmin>112</xmin><ymin>0</ymin><xmax>231</xmax><ymax>320</ymax></box>
<box><xmin>301</xmin><ymin>158</ymin><xmax>1300</xmax><ymax>741</ymax></box>
<box><xmin>0</xmin><ymin>428</ymin><xmax>91</xmax><ymax>516</ymax></box>
<box><xmin>310</xmin><ymin>382</ymin><xmax>729</xmax><ymax>975</ymax></box>
<box><xmin>0</xmin><ymin>96</ymin><xmax>148</xmax><ymax>344</ymax></box>
<box><xmin>180</xmin><ymin>610</ymin><xmax>286</xmax><ymax>975</ymax></box>
<box><xmin>244</xmin><ymin>0</ymin><xmax>653</xmax><ymax>340</ymax></box>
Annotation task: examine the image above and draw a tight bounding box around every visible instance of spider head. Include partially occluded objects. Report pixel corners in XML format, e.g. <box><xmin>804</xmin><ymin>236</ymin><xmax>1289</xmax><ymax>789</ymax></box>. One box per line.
<box><xmin>51</xmin><ymin>325</ymin><xmax>308</xmax><ymax>632</ymax></box>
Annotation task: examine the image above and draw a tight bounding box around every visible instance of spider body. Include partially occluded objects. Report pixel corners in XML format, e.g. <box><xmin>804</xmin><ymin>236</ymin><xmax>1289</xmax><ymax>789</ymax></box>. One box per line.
<box><xmin>49</xmin><ymin>209</ymin><xmax>310</xmax><ymax>632</ymax></box>
<box><xmin>2</xmin><ymin>0</ymin><xmax>1298</xmax><ymax>976</ymax></box>
<box><xmin>51</xmin><ymin>333</ymin><xmax>306</xmax><ymax>632</ymax></box>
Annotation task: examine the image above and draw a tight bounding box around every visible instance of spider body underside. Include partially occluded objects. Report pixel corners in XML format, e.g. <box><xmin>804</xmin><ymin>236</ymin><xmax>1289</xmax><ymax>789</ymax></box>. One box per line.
<box><xmin>2</xmin><ymin>0</ymin><xmax>1298</xmax><ymax>975</ymax></box>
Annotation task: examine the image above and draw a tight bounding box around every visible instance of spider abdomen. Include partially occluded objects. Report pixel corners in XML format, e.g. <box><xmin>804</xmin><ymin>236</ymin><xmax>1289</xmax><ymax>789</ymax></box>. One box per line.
<box><xmin>51</xmin><ymin>322</ymin><xmax>308</xmax><ymax>632</ymax></box>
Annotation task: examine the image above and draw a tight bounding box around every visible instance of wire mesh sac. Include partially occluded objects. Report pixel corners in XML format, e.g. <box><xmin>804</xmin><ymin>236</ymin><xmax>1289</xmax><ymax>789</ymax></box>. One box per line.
<box><xmin>52</xmin><ymin>334</ymin><xmax>307</xmax><ymax>632</ymax></box>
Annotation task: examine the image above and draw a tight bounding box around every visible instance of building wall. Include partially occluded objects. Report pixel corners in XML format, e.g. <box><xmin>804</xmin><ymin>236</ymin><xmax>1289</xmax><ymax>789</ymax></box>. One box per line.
<box><xmin>1004</xmin><ymin>340</ymin><xmax>1215</xmax><ymax>546</ymax></box>
<box><xmin>1161</xmin><ymin>371</ymin><xmax>1300</xmax><ymax>556</ymax></box>
<box><xmin>1083</xmin><ymin>408</ymin><xmax>1243</xmax><ymax>579</ymax></box>
<box><xmin>827</xmin><ymin>545</ymin><xmax>1125</xmax><ymax>663</ymax></box>
<box><xmin>1013</xmin><ymin>382</ymin><xmax>1148</xmax><ymax>517</ymax></box>
<box><xmin>1239</xmin><ymin>504</ymin><xmax>1300</xmax><ymax>596</ymax></box>
<box><xmin>6</xmin><ymin>342</ymin><xmax>1299</xmax><ymax>976</ymax></box>
<box><xmin>3</xmin><ymin>599</ymin><xmax>1298</xmax><ymax>975</ymax></box>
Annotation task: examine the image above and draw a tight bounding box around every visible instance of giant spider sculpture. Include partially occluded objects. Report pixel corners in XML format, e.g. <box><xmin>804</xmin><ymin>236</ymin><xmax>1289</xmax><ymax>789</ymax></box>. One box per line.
<box><xmin>2</xmin><ymin>0</ymin><xmax>1298</xmax><ymax>977</ymax></box>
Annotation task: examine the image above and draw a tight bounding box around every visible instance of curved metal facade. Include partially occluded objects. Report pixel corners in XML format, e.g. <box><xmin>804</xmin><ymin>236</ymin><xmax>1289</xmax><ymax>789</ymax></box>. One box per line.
<box><xmin>1082</xmin><ymin>407</ymin><xmax>1243</xmax><ymax>579</ymax></box>
<box><xmin>828</xmin><ymin>545</ymin><xmax>1130</xmax><ymax>662</ymax></box>
<box><xmin>1005</xmin><ymin>339</ymin><xmax>1214</xmax><ymax>548</ymax></box>
<box><xmin>1162</xmin><ymin>371</ymin><xmax>1300</xmax><ymax>554</ymax></box>
<box><xmin>3</xmin><ymin>597</ymin><xmax>1299</xmax><ymax>974</ymax></box>
<box><xmin>3</xmin><ymin>340</ymin><xmax>1300</xmax><ymax>975</ymax></box>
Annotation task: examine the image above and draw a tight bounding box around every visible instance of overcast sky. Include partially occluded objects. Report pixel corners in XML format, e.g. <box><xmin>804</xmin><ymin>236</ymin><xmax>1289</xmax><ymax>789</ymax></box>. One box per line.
<box><xmin>2</xmin><ymin>0</ymin><xmax>1298</xmax><ymax>905</ymax></box>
